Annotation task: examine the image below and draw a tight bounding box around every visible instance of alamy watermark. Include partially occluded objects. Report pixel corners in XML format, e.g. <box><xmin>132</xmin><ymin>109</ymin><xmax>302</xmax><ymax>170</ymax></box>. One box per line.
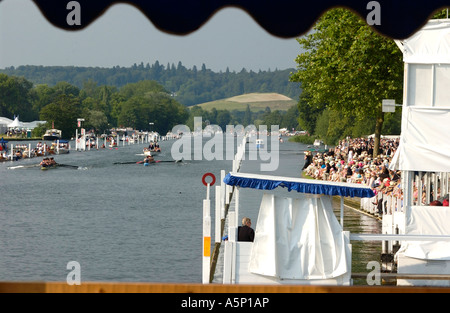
<box><xmin>366</xmin><ymin>1</ymin><xmax>381</xmax><ymax>26</ymax></box>
<box><xmin>66</xmin><ymin>261</ymin><xmax>81</xmax><ymax>285</ymax></box>
<box><xmin>366</xmin><ymin>260</ymin><xmax>381</xmax><ymax>285</ymax></box>
<box><xmin>170</xmin><ymin>117</ymin><xmax>280</xmax><ymax>171</ymax></box>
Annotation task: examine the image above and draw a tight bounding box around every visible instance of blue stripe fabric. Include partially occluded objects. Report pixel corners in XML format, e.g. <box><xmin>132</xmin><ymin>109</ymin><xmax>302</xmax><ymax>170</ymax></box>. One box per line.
<box><xmin>223</xmin><ymin>173</ymin><xmax>375</xmax><ymax>198</ymax></box>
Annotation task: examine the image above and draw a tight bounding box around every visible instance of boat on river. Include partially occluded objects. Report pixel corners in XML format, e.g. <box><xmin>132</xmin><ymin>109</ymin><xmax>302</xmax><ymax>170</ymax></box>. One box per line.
<box><xmin>43</xmin><ymin>129</ymin><xmax>62</xmax><ymax>141</ymax></box>
<box><xmin>143</xmin><ymin>147</ymin><xmax>160</xmax><ymax>156</ymax></box>
<box><xmin>144</xmin><ymin>142</ymin><xmax>161</xmax><ymax>156</ymax></box>
<box><xmin>40</xmin><ymin>158</ymin><xmax>58</xmax><ymax>170</ymax></box>
<box><xmin>255</xmin><ymin>139</ymin><xmax>264</xmax><ymax>149</ymax></box>
<box><xmin>49</xmin><ymin>140</ymin><xmax>70</xmax><ymax>155</ymax></box>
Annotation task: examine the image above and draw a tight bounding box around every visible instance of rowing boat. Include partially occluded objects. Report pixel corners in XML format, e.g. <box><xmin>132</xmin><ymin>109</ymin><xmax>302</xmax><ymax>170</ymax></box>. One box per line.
<box><xmin>41</xmin><ymin>164</ymin><xmax>58</xmax><ymax>170</ymax></box>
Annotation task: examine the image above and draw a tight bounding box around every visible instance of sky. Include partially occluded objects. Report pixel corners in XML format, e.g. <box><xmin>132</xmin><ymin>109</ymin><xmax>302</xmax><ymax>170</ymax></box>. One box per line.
<box><xmin>0</xmin><ymin>0</ymin><xmax>303</xmax><ymax>72</ymax></box>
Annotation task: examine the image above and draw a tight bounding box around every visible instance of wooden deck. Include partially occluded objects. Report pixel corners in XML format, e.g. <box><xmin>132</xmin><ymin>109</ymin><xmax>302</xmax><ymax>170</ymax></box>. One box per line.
<box><xmin>0</xmin><ymin>281</ymin><xmax>449</xmax><ymax>293</ymax></box>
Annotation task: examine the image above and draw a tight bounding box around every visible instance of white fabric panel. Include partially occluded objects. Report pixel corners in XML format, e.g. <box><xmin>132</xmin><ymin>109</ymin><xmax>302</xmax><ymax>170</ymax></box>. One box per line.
<box><xmin>400</xmin><ymin>206</ymin><xmax>450</xmax><ymax>260</ymax></box>
<box><xmin>434</xmin><ymin>64</ymin><xmax>450</xmax><ymax>107</ymax></box>
<box><xmin>407</xmin><ymin>64</ymin><xmax>432</xmax><ymax>106</ymax></box>
<box><xmin>248</xmin><ymin>193</ymin><xmax>349</xmax><ymax>280</ymax></box>
<box><xmin>400</xmin><ymin>20</ymin><xmax>450</xmax><ymax>64</ymax></box>
<box><xmin>396</xmin><ymin>107</ymin><xmax>450</xmax><ymax>172</ymax></box>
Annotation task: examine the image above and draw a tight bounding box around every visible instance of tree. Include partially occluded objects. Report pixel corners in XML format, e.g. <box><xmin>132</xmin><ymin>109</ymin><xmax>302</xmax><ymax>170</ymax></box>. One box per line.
<box><xmin>290</xmin><ymin>8</ymin><xmax>403</xmax><ymax>156</ymax></box>
<box><xmin>295</xmin><ymin>91</ymin><xmax>326</xmax><ymax>134</ymax></box>
<box><xmin>243</xmin><ymin>104</ymin><xmax>252</xmax><ymax>126</ymax></box>
<box><xmin>84</xmin><ymin>109</ymin><xmax>108</xmax><ymax>133</ymax></box>
<box><xmin>0</xmin><ymin>74</ymin><xmax>37</xmax><ymax>120</ymax></box>
<box><xmin>39</xmin><ymin>94</ymin><xmax>82</xmax><ymax>139</ymax></box>
<box><xmin>216</xmin><ymin>110</ymin><xmax>231</xmax><ymax>130</ymax></box>
<box><xmin>282</xmin><ymin>105</ymin><xmax>300</xmax><ymax>131</ymax></box>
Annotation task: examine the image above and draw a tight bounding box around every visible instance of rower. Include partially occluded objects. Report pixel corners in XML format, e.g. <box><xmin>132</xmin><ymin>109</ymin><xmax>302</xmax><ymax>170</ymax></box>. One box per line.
<box><xmin>40</xmin><ymin>157</ymin><xmax>50</xmax><ymax>167</ymax></box>
<box><xmin>144</xmin><ymin>155</ymin><xmax>154</xmax><ymax>165</ymax></box>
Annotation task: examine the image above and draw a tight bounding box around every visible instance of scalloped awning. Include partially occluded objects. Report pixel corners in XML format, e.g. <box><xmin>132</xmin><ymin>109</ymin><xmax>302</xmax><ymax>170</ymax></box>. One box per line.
<box><xmin>29</xmin><ymin>0</ymin><xmax>449</xmax><ymax>39</ymax></box>
<box><xmin>224</xmin><ymin>172</ymin><xmax>375</xmax><ymax>198</ymax></box>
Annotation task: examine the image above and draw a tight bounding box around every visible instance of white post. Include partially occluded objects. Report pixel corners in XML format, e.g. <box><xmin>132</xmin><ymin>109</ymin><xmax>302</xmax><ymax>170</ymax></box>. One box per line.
<box><xmin>57</xmin><ymin>140</ymin><xmax>60</xmax><ymax>153</ymax></box>
<box><xmin>10</xmin><ymin>144</ymin><xmax>13</xmax><ymax>160</ymax></box>
<box><xmin>228</xmin><ymin>211</ymin><xmax>237</xmax><ymax>242</ymax></box>
<box><xmin>340</xmin><ymin>196</ymin><xmax>344</xmax><ymax>226</ymax></box>
<box><xmin>28</xmin><ymin>143</ymin><xmax>31</xmax><ymax>158</ymax></box>
<box><xmin>202</xmin><ymin>198</ymin><xmax>211</xmax><ymax>284</ymax></box>
<box><xmin>75</xmin><ymin>129</ymin><xmax>78</xmax><ymax>150</ymax></box>
<box><xmin>215</xmin><ymin>185</ymin><xmax>221</xmax><ymax>243</ymax></box>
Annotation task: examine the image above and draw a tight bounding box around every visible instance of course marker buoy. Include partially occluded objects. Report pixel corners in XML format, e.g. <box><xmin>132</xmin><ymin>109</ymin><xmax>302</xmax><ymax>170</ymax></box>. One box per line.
<box><xmin>202</xmin><ymin>173</ymin><xmax>216</xmax><ymax>186</ymax></box>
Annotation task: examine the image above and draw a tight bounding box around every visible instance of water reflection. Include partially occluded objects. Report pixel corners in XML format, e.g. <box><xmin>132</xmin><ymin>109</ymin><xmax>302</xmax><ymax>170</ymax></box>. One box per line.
<box><xmin>333</xmin><ymin>199</ymin><xmax>382</xmax><ymax>285</ymax></box>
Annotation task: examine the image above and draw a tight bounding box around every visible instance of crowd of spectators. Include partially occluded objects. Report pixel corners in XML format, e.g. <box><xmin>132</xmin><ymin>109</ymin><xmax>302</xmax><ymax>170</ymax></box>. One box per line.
<box><xmin>302</xmin><ymin>136</ymin><xmax>449</xmax><ymax>212</ymax></box>
<box><xmin>4</xmin><ymin>129</ymin><xmax>28</xmax><ymax>138</ymax></box>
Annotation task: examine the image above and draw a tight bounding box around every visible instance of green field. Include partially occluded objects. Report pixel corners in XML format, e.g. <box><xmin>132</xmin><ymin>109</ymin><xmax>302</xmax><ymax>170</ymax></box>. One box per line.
<box><xmin>195</xmin><ymin>93</ymin><xmax>297</xmax><ymax>112</ymax></box>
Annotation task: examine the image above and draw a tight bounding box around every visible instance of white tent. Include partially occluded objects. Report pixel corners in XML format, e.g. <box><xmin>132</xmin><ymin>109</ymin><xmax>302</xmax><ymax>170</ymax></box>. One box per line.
<box><xmin>392</xmin><ymin>19</ymin><xmax>450</xmax><ymax>173</ymax></box>
<box><xmin>393</xmin><ymin>19</ymin><xmax>450</xmax><ymax>286</ymax></box>
<box><xmin>7</xmin><ymin>117</ymin><xmax>24</xmax><ymax>129</ymax></box>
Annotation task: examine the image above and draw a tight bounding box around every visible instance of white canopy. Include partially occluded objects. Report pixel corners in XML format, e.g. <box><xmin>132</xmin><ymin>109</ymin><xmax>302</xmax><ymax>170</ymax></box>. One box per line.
<box><xmin>396</xmin><ymin>19</ymin><xmax>450</xmax><ymax>64</ymax></box>
<box><xmin>248</xmin><ymin>193</ymin><xmax>349</xmax><ymax>280</ymax></box>
<box><xmin>7</xmin><ymin>117</ymin><xmax>24</xmax><ymax>128</ymax></box>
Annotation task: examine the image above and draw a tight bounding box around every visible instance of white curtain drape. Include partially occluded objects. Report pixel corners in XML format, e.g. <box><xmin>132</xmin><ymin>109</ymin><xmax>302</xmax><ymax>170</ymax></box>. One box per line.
<box><xmin>248</xmin><ymin>193</ymin><xmax>349</xmax><ymax>279</ymax></box>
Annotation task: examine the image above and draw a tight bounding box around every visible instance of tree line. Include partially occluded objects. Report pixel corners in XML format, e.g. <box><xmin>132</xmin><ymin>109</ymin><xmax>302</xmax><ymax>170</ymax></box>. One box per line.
<box><xmin>0</xmin><ymin>63</ymin><xmax>301</xmax><ymax>107</ymax></box>
<box><xmin>0</xmin><ymin>73</ymin><xmax>300</xmax><ymax>139</ymax></box>
<box><xmin>186</xmin><ymin>104</ymin><xmax>300</xmax><ymax>132</ymax></box>
<box><xmin>0</xmin><ymin>74</ymin><xmax>189</xmax><ymax>139</ymax></box>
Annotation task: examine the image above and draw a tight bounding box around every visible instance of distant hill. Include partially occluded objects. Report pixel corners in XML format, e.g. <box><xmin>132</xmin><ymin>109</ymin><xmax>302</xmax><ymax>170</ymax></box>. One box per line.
<box><xmin>0</xmin><ymin>63</ymin><xmax>301</xmax><ymax>107</ymax></box>
<box><xmin>196</xmin><ymin>92</ymin><xmax>297</xmax><ymax>112</ymax></box>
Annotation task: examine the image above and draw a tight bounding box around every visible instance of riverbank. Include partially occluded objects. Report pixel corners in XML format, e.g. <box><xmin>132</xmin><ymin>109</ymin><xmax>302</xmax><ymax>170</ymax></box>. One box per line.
<box><xmin>1</xmin><ymin>137</ymin><xmax>42</xmax><ymax>141</ymax></box>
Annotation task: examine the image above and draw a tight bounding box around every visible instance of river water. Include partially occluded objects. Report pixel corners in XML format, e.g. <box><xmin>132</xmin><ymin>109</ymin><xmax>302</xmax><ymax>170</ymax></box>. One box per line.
<box><xmin>0</xmin><ymin>137</ymin><xmax>380</xmax><ymax>284</ymax></box>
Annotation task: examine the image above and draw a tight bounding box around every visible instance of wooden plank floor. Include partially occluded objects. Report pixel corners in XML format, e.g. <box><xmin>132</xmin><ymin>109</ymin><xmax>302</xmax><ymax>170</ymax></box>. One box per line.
<box><xmin>0</xmin><ymin>282</ymin><xmax>449</xmax><ymax>293</ymax></box>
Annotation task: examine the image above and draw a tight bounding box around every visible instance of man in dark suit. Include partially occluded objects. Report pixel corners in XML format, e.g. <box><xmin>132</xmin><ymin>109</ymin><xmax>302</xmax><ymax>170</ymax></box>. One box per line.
<box><xmin>238</xmin><ymin>217</ymin><xmax>255</xmax><ymax>242</ymax></box>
